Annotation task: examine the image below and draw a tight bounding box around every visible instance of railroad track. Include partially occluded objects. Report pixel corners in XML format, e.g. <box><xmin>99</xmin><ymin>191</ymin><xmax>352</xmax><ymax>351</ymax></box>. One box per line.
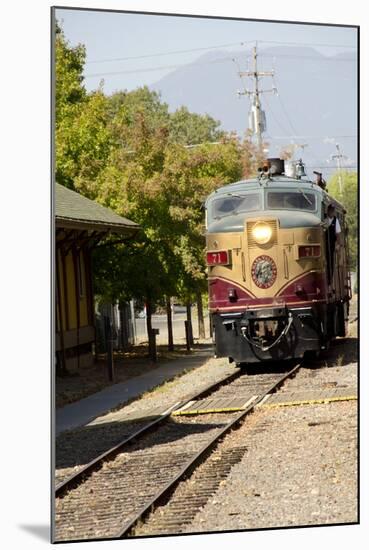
<box><xmin>54</xmin><ymin>362</ymin><xmax>301</xmax><ymax>542</ymax></box>
<box><xmin>55</xmin><ymin>368</ymin><xmax>242</xmax><ymax>492</ymax></box>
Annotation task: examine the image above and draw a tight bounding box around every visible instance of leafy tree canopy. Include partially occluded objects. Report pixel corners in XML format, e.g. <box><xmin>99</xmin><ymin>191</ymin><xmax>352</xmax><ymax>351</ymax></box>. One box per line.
<box><xmin>327</xmin><ymin>170</ymin><xmax>358</xmax><ymax>270</ymax></box>
<box><xmin>169</xmin><ymin>106</ymin><xmax>225</xmax><ymax>146</ymax></box>
<box><xmin>55</xmin><ymin>21</ymin><xmax>260</xmax><ymax>307</ymax></box>
<box><xmin>55</xmin><ymin>23</ymin><xmax>86</xmax><ymax>124</ymax></box>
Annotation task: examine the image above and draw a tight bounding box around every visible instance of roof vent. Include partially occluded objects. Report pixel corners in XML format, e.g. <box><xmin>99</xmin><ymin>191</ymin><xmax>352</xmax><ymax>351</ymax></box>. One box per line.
<box><xmin>267</xmin><ymin>158</ymin><xmax>285</xmax><ymax>175</ymax></box>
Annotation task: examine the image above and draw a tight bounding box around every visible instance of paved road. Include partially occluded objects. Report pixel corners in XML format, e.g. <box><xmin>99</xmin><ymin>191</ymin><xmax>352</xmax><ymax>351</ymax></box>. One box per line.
<box><xmin>135</xmin><ymin>313</ymin><xmax>186</xmax><ymax>343</ymax></box>
<box><xmin>135</xmin><ymin>313</ymin><xmax>209</xmax><ymax>344</ymax></box>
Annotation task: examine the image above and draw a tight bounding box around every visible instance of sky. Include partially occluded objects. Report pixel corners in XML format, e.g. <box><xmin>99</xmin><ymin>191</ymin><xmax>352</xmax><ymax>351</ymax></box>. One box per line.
<box><xmin>56</xmin><ymin>8</ymin><xmax>357</xmax><ymax>93</ymax></box>
<box><xmin>55</xmin><ymin>8</ymin><xmax>357</xmax><ymax>174</ymax></box>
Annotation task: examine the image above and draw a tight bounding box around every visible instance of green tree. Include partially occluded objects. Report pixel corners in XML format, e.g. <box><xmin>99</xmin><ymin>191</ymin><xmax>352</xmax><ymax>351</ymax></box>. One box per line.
<box><xmin>107</xmin><ymin>87</ymin><xmax>169</xmax><ymax>129</ymax></box>
<box><xmin>55</xmin><ymin>22</ymin><xmax>86</xmax><ymax>124</ymax></box>
<box><xmin>55</xmin><ymin>26</ymin><xmax>257</xmax><ymax>347</ymax></box>
<box><xmin>169</xmin><ymin>106</ymin><xmax>225</xmax><ymax>146</ymax></box>
<box><xmin>91</xmin><ymin>93</ymin><xmax>244</xmax><ymax>344</ymax></box>
<box><xmin>327</xmin><ymin>170</ymin><xmax>358</xmax><ymax>271</ymax></box>
<box><xmin>55</xmin><ymin>23</ymin><xmax>112</xmax><ymax>190</ymax></box>
<box><xmin>160</xmin><ymin>137</ymin><xmax>243</xmax><ymax>336</ymax></box>
<box><xmin>56</xmin><ymin>90</ymin><xmax>113</xmax><ymax>191</ymax></box>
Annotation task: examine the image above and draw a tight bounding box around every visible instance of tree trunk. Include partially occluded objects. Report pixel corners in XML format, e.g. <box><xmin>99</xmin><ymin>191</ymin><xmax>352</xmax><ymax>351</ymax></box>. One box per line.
<box><xmin>145</xmin><ymin>298</ymin><xmax>154</xmax><ymax>359</ymax></box>
<box><xmin>166</xmin><ymin>296</ymin><xmax>174</xmax><ymax>351</ymax></box>
<box><xmin>186</xmin><ymin>301</ymin><xmax>194</xmax><ymax>345</ymax></box>
<box><xmin>196</xmin><ymin>291</ymin><xmax>205</xmax><ymax>339</ymax></box>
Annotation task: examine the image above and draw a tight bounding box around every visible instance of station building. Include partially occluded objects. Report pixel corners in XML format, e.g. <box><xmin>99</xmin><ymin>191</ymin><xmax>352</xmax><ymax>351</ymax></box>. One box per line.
<box><xmin>55</xmin><ymin>183</ymin><xmax>139</xmax><ymax>373</ymax></box>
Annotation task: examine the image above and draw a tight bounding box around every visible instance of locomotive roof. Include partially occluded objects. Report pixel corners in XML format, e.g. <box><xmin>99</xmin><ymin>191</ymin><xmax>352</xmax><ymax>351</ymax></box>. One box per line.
<box><xmin>206</xmin><ymin>175</ymin><xmax>344</xmax><ymax>210</ymax></box>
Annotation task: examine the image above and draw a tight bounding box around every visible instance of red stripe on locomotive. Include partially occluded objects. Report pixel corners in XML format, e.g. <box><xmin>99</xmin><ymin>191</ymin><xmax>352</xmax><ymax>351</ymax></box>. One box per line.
<box><xmin>208</xmin><ymin>271</ymin><xmax>327</xmax><ymax>311</ymax></box>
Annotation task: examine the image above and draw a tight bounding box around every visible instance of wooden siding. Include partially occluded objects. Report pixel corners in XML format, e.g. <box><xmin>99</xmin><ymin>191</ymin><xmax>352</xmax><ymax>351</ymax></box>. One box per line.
<box><xmin>56</xmin><ymin>237</ymin><xmax>94</xmax><ymax>359</ymax></box>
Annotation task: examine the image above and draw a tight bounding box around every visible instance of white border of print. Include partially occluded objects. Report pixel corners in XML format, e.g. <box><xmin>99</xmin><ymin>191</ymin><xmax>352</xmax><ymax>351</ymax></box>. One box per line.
<box><xmin>1</xmin><ymin>1</ymin><xmax>365</xmax><ymax>549</ymax></box>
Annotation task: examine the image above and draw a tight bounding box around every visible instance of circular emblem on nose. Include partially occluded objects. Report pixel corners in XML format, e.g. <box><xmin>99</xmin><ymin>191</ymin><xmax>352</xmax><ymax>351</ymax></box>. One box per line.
<box><xmin>251</xmin><ymin>255</ymin><xmax>277</xmax><ymax>288</ymax></box>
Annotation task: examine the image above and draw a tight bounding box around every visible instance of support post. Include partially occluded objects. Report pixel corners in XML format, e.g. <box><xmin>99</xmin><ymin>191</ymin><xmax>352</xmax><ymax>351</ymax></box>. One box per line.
<box><xmin>166</xmin><ymin>296</ymin><xmax>174</xmax><ymax>351</ymax></box>
<box><xmin>196</xmin><ymin>291</ymin><xmax>205</xmax><ymax>339</ymax></box>
<box><xmin>184</xmin><ymin>320</ymin><xmax>191</xmax><ymax>352</ymax></box>
<box><xmin>150</xmin><ymin>328</ymin><xmax>159</xmax><ymax>362</ymax></box>
<box><xmin>186</xmin><ymin>302</ymin><xmax>194</xmax><ymax>345</ymax></box>
<box><xmin>104</xmin><ymin>315</ymin><xmax>115</xmax><ymax>382</ymax></box>
<box><xmin>56</xmin><ymin>248</ymin><xmax>67</xmax><ymax>375</ymax></box>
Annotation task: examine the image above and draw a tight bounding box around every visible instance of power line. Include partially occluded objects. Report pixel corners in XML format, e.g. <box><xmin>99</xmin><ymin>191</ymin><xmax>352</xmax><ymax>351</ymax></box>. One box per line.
<box><xmin>84</xmin><ymin>56</ymin><xmax>234</xmax><ymax>78</ymax></box>
<box><xmin>260</xmin><ymin>62</ymin><xmax>307</xmax><ymax>155</ymax></box>
<box><xmin>306</xmin><ymin>165</ymin><xmax>357</xmax><ymax>169</ymax></box>
<box><xmin>257</xmin><ymin>39</ymin><xmax>356</xmax><ymax>49</ymax></box>
<box><xmin>84</xmin><ymin>50</ymin><xmax>355</xmax><ymax>78</ymax></box>
<box><xmin>259</xmin><ymin>53</ymin><xmax>354</xmax><ymax>62</ymax></box>
<box><xmin>85</xmin><ymin>38</ymin><xmax>356</xmax><ymax>65</ymax></box>
<box><xmin>259</xmin><ymin>56</ymin><xmax>307</xmax><ymax>159</ymax></box>
<box><xmin>272</xmin><ymin>75</ymin><xmax>299</xmax><ymax>136</ymax></box>
<box><xmin>86</xmin><ymin>40</ymin><xmax>253</xmax><ymax>64</ymax></box>
<box><xmin>262</xmin><ymin>93</ymin><xmax>291</xmax><ymax>137</ymax></box>
<box><xmin>232</xmin><ymin>57</ymin><xmax>249</xmax><ymax>96</ymax></box>
<box><xmin>270</xmin><ymin>135</ymin><xmax>357</xmax><ymax>139</ymax></box>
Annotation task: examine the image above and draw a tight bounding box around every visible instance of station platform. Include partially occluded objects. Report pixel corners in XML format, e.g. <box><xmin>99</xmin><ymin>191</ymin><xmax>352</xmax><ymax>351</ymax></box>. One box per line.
<box><xmin>55</xmin><ymin>346</ymin><xmax>213</xmax><ymax>436</ymax></box>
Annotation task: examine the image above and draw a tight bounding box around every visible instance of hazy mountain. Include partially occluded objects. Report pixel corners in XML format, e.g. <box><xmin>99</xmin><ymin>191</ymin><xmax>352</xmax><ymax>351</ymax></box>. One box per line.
<box><xmin>150</xmin><ymin>46</ymin><xmax>357</xmax><ymax>174</ymax></box>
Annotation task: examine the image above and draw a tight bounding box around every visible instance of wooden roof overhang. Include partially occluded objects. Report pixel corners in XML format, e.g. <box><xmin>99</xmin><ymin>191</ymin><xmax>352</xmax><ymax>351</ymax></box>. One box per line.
<box><xmin>55</xmin><ymin>183</ymin><xmax>140</xmax><ymax>250</ymax></box>
<box><xmin>55</xmin><ymin>222</ymin><xmax>140</xmax><ymax>251</ymax></box>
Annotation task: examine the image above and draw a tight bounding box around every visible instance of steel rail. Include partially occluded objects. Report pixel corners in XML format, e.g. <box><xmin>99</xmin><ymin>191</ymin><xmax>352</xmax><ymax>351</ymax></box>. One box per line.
<box><xmin>55</xmin><ymin>367</ymin><xmax>242</xmax><ymax>497</ymax></box>
<box><xmin>117</xmin><ymin>362</ymin><xmax>302</xmax><ymax>538</ymax></box>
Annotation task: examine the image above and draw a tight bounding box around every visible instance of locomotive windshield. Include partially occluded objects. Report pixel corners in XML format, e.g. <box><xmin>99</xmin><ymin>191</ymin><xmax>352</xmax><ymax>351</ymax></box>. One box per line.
<box><xmin>211</xmin><ymin>193</ymin><xmax>261</xmax><ymax>219</ymax></box>
<box><xmin>266</xmin><ymin>190</ymin><xmax>316</xmax><ymax>211</ymax></box>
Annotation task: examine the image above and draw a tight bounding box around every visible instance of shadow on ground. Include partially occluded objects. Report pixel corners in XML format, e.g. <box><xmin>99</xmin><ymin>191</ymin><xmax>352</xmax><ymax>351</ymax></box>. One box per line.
<box><xmin>56</xmin><ymin>416</ymin><xmax>224</xmax><ymax>473</ymax></box>
<box><xmin>237</xmin><ymin>359</ymin><xmax>300</xmax><ymax>376</ymax></box>
<box><xmin>56</xmin><ymin>344</ymin><xmax>212</xmax><ymax>409</ymax></box>
<box><xmin>304</xmin><ymin>336</ymin><xmax>358</xmax><ymax>370</ymax></box>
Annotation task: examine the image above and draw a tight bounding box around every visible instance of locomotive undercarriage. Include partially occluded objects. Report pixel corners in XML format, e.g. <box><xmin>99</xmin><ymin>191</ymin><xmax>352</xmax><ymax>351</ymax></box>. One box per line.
<box><xmin>212</xmin><ymin>301</ymin><xmax>347</xmax><ymax>365</ymax></box>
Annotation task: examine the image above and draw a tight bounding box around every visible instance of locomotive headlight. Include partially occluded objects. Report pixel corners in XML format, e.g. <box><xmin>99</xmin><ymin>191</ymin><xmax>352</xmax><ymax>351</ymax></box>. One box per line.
<box><xmin>252</xmin><ymin>222</ymin><xmax>272</xmax><ymax>244</ymax></box>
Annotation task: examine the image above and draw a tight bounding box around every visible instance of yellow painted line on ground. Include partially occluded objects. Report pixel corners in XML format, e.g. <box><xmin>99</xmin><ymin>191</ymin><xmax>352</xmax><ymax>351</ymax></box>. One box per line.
<box><xmin>260</xmin><ymin>395</ymin><xmax>357</xmax><ymax>409</ymax></box>
<box><xmin>172</xmin><ymin>406</ymin><xmax>245</xmax><ymax>416</ymax></box>
<box><xmin>172</xmin><ymin>396</ymin><xmax>257</xmax><ymax>417</ymax></box>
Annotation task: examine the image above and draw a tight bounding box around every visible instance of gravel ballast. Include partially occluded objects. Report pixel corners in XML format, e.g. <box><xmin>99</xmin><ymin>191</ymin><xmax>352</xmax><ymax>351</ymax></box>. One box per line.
<box><xmin>134</xmin><ymin>362</ymin><xmax>357</xmax><ymax>536</ymax></box>
<box><xmin>55</xmin><ymin>311</ymin><xmax>358</xmax><ymax>533</ymax></box>
<box><xmin>185</xmin><ymin>363</ymin><xmax>358</xmax><ymax>533</ymax></box>
<box><xmin>186</xmin><ymin>401</ymin><xmax>357</xmax><ymax>532</ymax></box>
<box><xmin>55</xmin><ymin>355</ymin><xmax>236</xmax><ymax>483</ymax></box>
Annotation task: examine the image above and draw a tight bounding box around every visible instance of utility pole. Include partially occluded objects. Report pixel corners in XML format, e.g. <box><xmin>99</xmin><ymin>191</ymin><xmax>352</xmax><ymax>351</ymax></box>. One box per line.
<box><xmin>237</xmin><ymin>44</ymin><xmax>276</xmax><ymax>154</ymax></box>
<box><xmin>331</xmin><ymin>143</ymin><xmax>347</xmax><ymax>196</ymax></box>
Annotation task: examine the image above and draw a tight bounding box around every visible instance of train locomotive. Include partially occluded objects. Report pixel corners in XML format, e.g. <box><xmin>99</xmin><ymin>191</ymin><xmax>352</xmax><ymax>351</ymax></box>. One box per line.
<box><xmin>205</xmin><ymin>158</ymin><xmax>351</xmax><ymax>366</ymax></box>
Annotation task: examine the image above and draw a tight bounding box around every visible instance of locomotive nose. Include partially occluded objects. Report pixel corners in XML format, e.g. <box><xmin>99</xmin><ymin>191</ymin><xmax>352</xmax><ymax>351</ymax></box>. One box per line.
<box><xmin>245</xmin><ymin>218</ymin><xmax>279</xmax><ymax>292</ymax></box>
